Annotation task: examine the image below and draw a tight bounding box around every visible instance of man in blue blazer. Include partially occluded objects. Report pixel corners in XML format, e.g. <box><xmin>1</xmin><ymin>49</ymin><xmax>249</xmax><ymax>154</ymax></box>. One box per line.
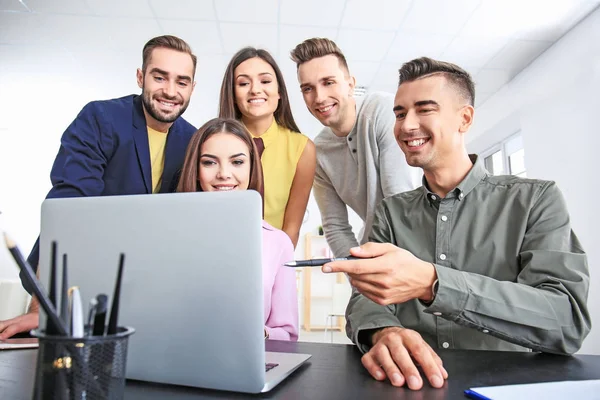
<box><xmin>0</xmin><ymin>35</ymin><xmax>198</xmax><ymax>339</ymax></box>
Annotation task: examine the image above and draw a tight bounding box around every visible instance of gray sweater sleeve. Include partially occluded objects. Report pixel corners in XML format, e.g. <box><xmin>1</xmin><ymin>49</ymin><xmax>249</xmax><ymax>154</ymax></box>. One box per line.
<box><xmin>313</xmin><ymin>162</ymin><xmax>359</xmax><ymax>258</ymax></box>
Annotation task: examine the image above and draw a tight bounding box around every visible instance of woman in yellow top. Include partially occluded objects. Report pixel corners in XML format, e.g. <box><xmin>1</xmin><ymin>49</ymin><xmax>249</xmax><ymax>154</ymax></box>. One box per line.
<box><xmin>219</xmin><ymin>47</ymin><xmax>316</xmax><ymax>247</ymax></box>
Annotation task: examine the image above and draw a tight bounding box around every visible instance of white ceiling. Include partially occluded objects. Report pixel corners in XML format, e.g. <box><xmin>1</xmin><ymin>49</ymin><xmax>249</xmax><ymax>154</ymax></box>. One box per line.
<box><xmin>1</xmin><ymin>0</ymin><xmax>599</xmax><ymax>134</ymax></box>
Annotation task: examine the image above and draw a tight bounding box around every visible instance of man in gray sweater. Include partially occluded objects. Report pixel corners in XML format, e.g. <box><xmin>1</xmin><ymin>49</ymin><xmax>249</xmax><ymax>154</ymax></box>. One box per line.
<box><xmin>290</xmin><ymin>38</ymin><xmax>418</xmax><ymax>258</ymax></box>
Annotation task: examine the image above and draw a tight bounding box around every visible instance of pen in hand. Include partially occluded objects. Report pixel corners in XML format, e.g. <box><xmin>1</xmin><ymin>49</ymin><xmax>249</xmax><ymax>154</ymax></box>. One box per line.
<box><xmin>284</xmin><ymin>256</ymin><xmax>360</xmax><ymax>267</ymax></box>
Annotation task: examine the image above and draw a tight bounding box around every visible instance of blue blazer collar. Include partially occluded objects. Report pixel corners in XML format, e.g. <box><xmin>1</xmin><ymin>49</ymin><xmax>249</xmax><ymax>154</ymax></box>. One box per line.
<box><xmin>131</xmin><ymin>95</ymin><xmax>152</xmax><ymax>193</ymax></box>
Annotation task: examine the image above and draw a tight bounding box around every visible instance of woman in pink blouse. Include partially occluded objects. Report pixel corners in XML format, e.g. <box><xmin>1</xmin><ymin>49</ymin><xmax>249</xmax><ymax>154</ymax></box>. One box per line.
<box><xmin>176</xmin><ymin>117</ymin><xmax>299</xmax><ymax>341</ymax></box>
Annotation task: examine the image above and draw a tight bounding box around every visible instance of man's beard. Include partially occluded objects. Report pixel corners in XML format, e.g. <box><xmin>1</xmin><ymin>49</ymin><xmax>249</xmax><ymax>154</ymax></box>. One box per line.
<box><xmin>142</xmin><ymin>88</ymin><xmax>189</xmax><ymax>124</ymax></box>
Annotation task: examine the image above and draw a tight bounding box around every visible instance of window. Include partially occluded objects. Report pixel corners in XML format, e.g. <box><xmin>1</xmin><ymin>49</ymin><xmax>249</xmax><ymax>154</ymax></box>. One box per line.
<box><xmin>482</xmin><ymin>133</ymin><xmax>527</xmax><ymax>177</ymax></box>
<box><xmin>484</xmin><ymin>150</ymin><xmax>505</xmax><ymax>175</ymax></box>
<box><xmin>509</xmin><ymin>148</ymin><xmax>526</xmax><ymax>177</ymax></box>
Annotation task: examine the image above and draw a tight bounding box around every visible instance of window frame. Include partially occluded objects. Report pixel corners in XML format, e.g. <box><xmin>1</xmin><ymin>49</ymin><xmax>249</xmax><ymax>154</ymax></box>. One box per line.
<box><xmin>480</xmin><ymin>131</ymin><xmax>526</xmax><ymax>176</ymax></box>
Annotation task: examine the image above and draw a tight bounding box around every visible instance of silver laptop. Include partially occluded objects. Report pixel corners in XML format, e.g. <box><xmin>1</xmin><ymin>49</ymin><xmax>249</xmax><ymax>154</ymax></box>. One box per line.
<box><xmin>38</xmin><ymin>191</ymin><xmax>311</xmax><ymax>393</ymax></box>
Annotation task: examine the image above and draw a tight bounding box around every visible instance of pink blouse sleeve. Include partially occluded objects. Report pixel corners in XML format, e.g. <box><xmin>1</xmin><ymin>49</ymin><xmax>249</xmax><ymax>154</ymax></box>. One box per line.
<box><xmin>265</xmin><ymin>235</ymin><xmax>299</xmax><ymax>341</ymax></box>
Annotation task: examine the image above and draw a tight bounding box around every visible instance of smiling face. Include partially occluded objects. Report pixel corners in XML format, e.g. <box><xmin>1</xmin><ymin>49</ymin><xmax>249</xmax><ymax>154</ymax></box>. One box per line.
<box><xmin>393</xmin><ymin>74</ymin><xmax>473</xmax><ymax>171</ymax></box>
<box><xmin>297</xmin><ymin>55</ymin><xmax>355</xmax><ymax>133</ymax></box>
<box><xmin>233</xmin><ymin>57</ymin><xmax>280</xmax><ymax>123</ymax></box>
<box><xmin>136</xmin><ymin>47</ymin><xmax>195</xmax><ymax>131</ymax></box>
<box><xmin>198</xmin><ymin>132</ymin><xmax>251</xmax><ymax>192</ymax></box>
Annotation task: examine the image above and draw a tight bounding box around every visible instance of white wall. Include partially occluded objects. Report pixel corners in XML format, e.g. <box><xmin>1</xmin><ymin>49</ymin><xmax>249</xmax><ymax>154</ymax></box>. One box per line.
<box><xmin>468</xmin><ymin>7</ymin><xmax>600</xmax><ymax>355</ymax></box>
<box><xmin>0</xmin><ymin>211</ymin><xmax>21</xmax><ymax>282</ymax></box>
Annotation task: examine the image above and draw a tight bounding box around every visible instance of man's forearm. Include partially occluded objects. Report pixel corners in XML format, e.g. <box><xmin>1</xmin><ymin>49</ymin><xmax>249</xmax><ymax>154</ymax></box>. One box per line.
<box><xmin>346</xmin><ymin>290</ymin><xmax>401</xmax><ymax>353</ymax></box>
<box><xmin>425</xmin><ymin>264</ymin><xmax>590</xmax><ymax>355</ymax></box>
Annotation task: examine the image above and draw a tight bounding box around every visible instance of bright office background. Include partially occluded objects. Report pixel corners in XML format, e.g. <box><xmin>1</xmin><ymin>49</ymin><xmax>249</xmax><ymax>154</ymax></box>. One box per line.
<box><xmin>0</xmin><ymin>0</ymin><xmax>599</xmax><ymax>352</ymax></box>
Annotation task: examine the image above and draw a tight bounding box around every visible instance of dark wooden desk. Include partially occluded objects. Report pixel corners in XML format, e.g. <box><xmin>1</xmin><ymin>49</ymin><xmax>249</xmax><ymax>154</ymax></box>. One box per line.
<box><xmin>3</xmin><ymin>340</ymin><xmax>600</xmax><ymax>399</ymax></box>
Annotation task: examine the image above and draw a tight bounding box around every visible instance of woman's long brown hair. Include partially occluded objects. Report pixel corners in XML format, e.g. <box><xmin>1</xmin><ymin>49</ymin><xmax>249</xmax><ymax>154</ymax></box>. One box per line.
<box><xmin>218</xmin><ymin>47</ymin><xmax>301</xmax><ymax>133</ymax></box>
<box><xmin>176</xmin><ymin>118</ymin><xmax>264</xmax><ymax>206</ymax></box>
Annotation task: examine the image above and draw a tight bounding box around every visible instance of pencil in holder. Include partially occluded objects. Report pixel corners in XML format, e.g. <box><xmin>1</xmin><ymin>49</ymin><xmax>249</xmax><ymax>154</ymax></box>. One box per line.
<box><xmin>31</xmin><ymin>326</ymin><xmax>135</xmax><ymax>400</ymax></box>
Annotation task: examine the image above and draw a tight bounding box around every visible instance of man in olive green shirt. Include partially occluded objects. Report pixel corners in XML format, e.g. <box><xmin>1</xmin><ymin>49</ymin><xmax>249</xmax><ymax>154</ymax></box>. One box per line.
<box><xmin>322</xmin><ymin>57</ymin><xmax>591</xmax><ymax>391</ymax></box>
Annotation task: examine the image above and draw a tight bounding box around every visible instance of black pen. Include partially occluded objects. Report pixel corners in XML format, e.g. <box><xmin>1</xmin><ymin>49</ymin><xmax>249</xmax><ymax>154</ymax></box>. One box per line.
<box><xmin>43</xmin><ymin>244</ymin><xmax>67</xmax><ymax>400</ymax></box>
<box><xmin>92</xmin><ymin>294</ymin><xmax>108</xmax><ymax>336</ymax></box>
<box><xmin>107</xmin><ymin>253</ymin><xmax>125</xmax><ymax>335</ymax></box>
<box><xmin>284</xmin><ymin>256</ymin><xmax>360</xmax><ymax>267</ymax></box>
<box><xmin>45</xmin><ymin>241</ymin><xmax>58</xmax><ymax>334</ymax></box>
<box><xmin>59</xmin><ymin>254</ymin><xmax>69</xmax><ymax>330</ymax></box>
<box><xmin>3</xmin><ymin>233</ymin><xmax>68</xmax><ymax>335</ymax></box>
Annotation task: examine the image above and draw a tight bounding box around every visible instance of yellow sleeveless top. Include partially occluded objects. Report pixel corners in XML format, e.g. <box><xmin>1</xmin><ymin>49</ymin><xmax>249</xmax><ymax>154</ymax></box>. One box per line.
<box><xmin>252</xmin><ymin>120</ymin><xmax>309</xmax><ymax>229</ymax></box>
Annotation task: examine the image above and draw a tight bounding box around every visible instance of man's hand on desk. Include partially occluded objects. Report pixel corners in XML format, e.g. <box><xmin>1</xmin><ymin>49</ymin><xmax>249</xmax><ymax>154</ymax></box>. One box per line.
<box><xmin>0</xmin><ymin>311</ymin><xmax>39</xmax><ymax>340</ymax></box>
<box><xmin>323</xmin><ymin>242</ymin><xmax>438</xmax><ymax>305</ymax></box>
<box><xmin>0</xmin><ymin>296</ymin><xmax>40</xmax><ymax>340</ymax></box>
<box><xmin>362</xmin><ymin>327</ymin><xmax>447</xmax><ymax>390</ymax></box>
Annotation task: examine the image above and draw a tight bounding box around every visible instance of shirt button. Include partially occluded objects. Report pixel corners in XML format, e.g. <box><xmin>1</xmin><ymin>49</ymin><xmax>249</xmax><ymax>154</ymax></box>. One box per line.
<box><xmin>431</xmin><ymin>195</ymin><xmax>437</xmax><ymax>200</ymax></box>
<box><xmin>441</xmin><ymin>215</ymin><xmax>448</xmax><ymax>222</ymax></box>
<box><xmin>482</xmin><ymin>329</ymin><xmax>489</xmax><ymax>334</ymax></box>
<box><xmin>352</xmin><ymin>149</ymin><xmax>357</xmax><ymax>153</ymax></box>
<box><xmin>439</xmin><ymin>253</ymin><xmax>446</xmax><ymax>260</ymax></box>
<box><xmin>348</xmin><ymin>137</ymin><xmax>353</xmax><ymax>141</ymax></box>
<box><xmin>433</xmin><ymin>312</ymin><xmax>442</xmax><ymax>316</ymax></box>
<box><xmin>442</xmin><ymin>342</ymin><xmax>450</xmax><ymax>349</ymax></box>
<box><xmin>459</xmin><ymin>193</ymin><xmax>464</xmax><ymax>199</ymax></box>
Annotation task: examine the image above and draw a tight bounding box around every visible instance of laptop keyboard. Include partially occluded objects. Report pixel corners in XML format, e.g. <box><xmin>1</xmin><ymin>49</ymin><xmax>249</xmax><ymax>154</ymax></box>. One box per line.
<box><xmin>265</xmin><ymin>363</ymin><xmax>279</xmax><ymax>372</ymax></box>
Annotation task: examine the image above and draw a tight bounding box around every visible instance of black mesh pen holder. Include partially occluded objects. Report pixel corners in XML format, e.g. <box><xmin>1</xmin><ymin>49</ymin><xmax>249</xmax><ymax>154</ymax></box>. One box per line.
<box><xmin>31</xmin><ymin>326</ymin><xmax>135</xmax><ymax>400</ymax></box>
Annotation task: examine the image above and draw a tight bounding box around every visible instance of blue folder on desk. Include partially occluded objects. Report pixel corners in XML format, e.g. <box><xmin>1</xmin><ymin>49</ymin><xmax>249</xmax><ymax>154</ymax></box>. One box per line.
<box><xmin>465</xmin><ymin>379</ymin><xmax>600</xmax><ymax>400</ymax></box>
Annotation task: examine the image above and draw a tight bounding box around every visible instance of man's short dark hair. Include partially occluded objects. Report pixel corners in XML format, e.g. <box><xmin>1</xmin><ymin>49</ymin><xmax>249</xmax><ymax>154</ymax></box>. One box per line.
<box><xmin>398</xmin><ymin>57</ymin><xmax>475</xmax><ymax>106</ymax></box>
<box><xmin>142</xmin><ymin>35</ymin><xmax>197</xmax><ymax>76</ymax></box>
<box><xmin>290</xmin><ymin>37</ymin><xmax>349</xmax><ymax>74</ymax></box>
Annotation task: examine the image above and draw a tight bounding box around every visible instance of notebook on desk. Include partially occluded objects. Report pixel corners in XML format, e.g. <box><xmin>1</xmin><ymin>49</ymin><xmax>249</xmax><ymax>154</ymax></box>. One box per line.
<box><xmin>39</xmin><ymin>191</ymin><xmax>311</xmax><ymax>394</ymax></box>
<box><xmin>0</xmin><ymin>338</ymin><xmax>39</xmax><ymax>350</ymax></box>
